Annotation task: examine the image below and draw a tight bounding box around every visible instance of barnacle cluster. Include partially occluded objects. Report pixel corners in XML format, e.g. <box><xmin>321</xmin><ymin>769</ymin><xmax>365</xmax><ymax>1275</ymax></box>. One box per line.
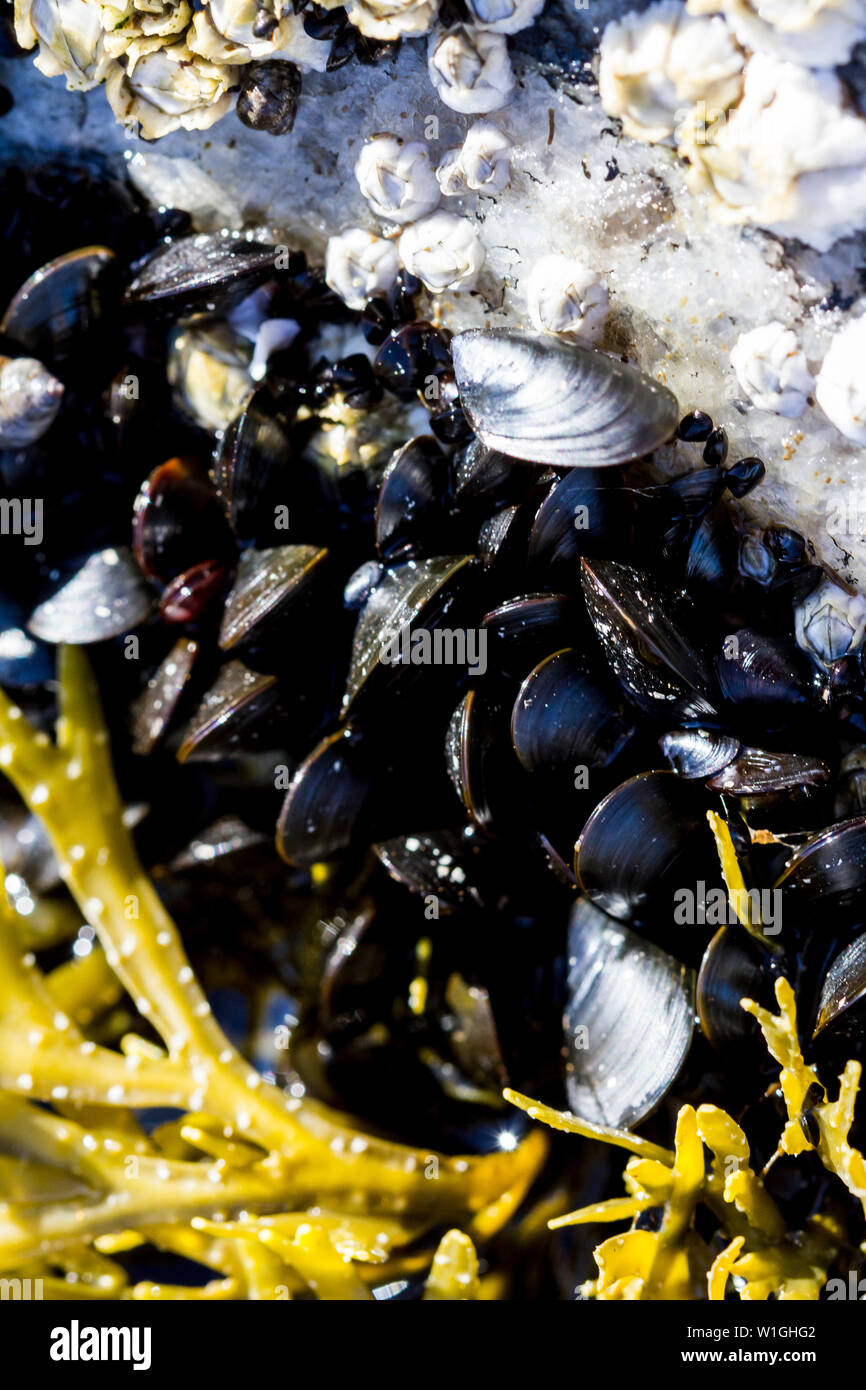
<box><xmin>599</xmin><ymin>0</ymin><xmax>866</xmax><ymax>253</ymax></box>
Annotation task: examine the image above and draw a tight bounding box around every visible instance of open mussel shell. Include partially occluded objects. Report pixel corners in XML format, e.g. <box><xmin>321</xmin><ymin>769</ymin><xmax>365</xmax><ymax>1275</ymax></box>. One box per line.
<box><xmin>716</xmin><ymin>628</ymin><xmax>817</xmax><ymax>719</ymax></box>
<box><xmin>511</xmin><ymin>648</ymin><xmax>634</xmax><ymax>774</ymax></box>
<box><xmin>132</xmin><ymin>456</ymin><xmax>235</xmax><ymax>584</ymax></box>
<box><xmin>177</xmin><ymin>660</ymin><xmax>279</xmax><ymax>762</ymax></box>
<box><xmin>660</xmin><ymin>727</ymin><xmax>740</xmax><ymax>780</ymax></box>
<box><xmin>563</xmin><ymin>897</ymin><xmax>694</xmax><ymax>1128</ymax></box>
<box><xmin>343</xmin><ymin>554</ymin><xmax>479</xmax><ymax>712</ymax></box>
<box><xmin>482</xmin><ymin>593</ymin><xmax>578</xmax><ymax>682</ymax></box>
<box><xmin>1</xmin><ymin>246</ymin><xmax>117</xmax><ymax>373</ymax></box>
<box><xmin>28</xmin><ymin>547</ymin><xmax>153</xmax><ymax>645</ymax></box>
<box><xmin>375</xmin><ymin>435</ymin><xmax>452</xmax><ymax>563</ymax></box>
<box><xmin>707</xmin><ymin>748</ymin><xmax>830</xmax><ymax>795</ymax></box>
<box><xmin>528</xmin><ymin>466</ymin><xmax>640</xmax><ymax>579</ymax></box>
<box><xmin>773</xmin><ymin>816</ymin><xmax>866</xmax><ymax>929</ymax></box>
<box><xmin>581</xmin><ymin>557</ymin><xmax>718</xmax><ymax>721</ymax></box>
<box><xmin>451</xmin><ymin>329</ymin><xmax>678</xmax><ymax>468</ymax></box>
<box><xmin>813</xmin><ymin>931</ymin><xmax>866</xmax><ymax>1039</ymax></box>
<box><xmin>277</xmin><ymin>725</ymin><xmax>374</xmax><ymax>866</ymax></box>
<box><xmin>218</xmin><ymin>544</ymin><xmax>329</xmax><ymax>653</ymax></box>
<box><xmin>130</xmin><ymin>637</ymin><xmax>199</xmax><ymax>757</ymax></box>
<box><xmin>124</xmin><ymin>234</ymin><xmax>280</xmax><ymax>317</ymax></box>
<box><xmin>575</xmin><ymin>771</ymin><xmax>719</xmax><ymax>947</ymax></box>
<box><xmin>696</xmin><ymin>926</ymin><xmax>775</xmax><ymax>1054</ymax></box>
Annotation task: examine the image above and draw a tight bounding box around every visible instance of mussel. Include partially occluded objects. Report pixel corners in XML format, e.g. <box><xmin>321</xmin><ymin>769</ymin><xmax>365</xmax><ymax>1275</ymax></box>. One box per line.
<box><xmin>563</xmin><ymin>897</ymin><xmax>695</xmax><ymax>1128</ymax></box>
<box><xmin>451</xmin><ymin>329</ymin><xmax>679</xmax><ymax>467</ymax></box>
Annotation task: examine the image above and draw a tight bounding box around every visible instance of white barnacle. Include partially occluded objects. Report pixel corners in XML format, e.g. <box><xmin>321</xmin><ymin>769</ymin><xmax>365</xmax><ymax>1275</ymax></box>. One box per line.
<box><xmin>324</xmin><ymin>228</ymin><xmax>399</xmax><ymax>310</ymax></box>
<box><xmin>465</xmin><ymin>0</ymin><xmax>545</xmax><ymax>33</ymax></box>
<box><xmin>104</xmin><ymin>41</ymin><xmax>236</xmax><ymax>140</ymax></box>
<box><xmin>346</xmin><ymin>0</ymin><xmax>439</xmax><ymax>40</ymax></box>
<box><xmin>525</xmin><ymin>253</ymin><xmax>610</xmax><ymax>345</ymax></box>
<box><xmin>0</xmin><ymin>357</ymin><xmax>64</xmax><ymax>448</ymax></box>
<box><xmin>436</xmin><ymin>120</ymin><xmax>512</xmax><ymax>196</ymax></box>
<box><xmin>398</xmin><ymin>210</ymin><xmax>485</xmax><ymax>292</ymax></box>
<box><xmin>599</xmin><ymin>0</ymin><xmax>744</xmax><ymax>145</ymax></box>
<box><xmin>795</xmin><ymin>577</ymin><xmax>866</xmax><ymax>666</ymax></box>
<box><xmin>427</xmin><ymin>24</ymin><xmax>514</xmax><ymax>114</ymax></box>
<box><xmin>187</xmin><ymin>0</ymin><xmax>331</xmax><ymax>71</ymax></box>
<box><xmin>730</xmin><ymin>322</ymin><xmax>814</xmax><ymax>419</ymax></box>
<box><xmin>687</xmin><ymin>0</ymin><xmax>866</xmax><ymax>68</ymax></box>
<box><xmin>816</xmin><ymin>317</ymin><xmax>866</xmax><ymax>443</ymax></box>
<box><xmin>14</xmin><ymin>0</ymin><xmax>113</xmax><ymax>89</ymax></box>
<box><xmin>681</xmin><ymin>54</ymin><xmax>866</xmax><ymax>252</ymax></box>
<box><xmin>355</xmin><ymin>135</ymin><xmax>440</xmax><ymax>225</ymax></box>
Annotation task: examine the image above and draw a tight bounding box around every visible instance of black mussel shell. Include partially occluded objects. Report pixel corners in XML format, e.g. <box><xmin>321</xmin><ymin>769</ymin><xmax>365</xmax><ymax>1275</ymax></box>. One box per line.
<box><xmin>452</xmin><ymin>438</ymin><xmax>522</xmax><ymax>505</ymax></box>
<box><xmin>133</xmin><ymin>456</ymin><xmax>235</xmax><ymax>584</ymax></box>
<box><xmin>528</xmin><ymin>466</ymin><xmax>640</xmax><ymax>580</ymax></box>
<box><xmin>696</xmin><ymin>926</ymin><xmax>776</xmax><ymax>1054</ymax></box>
<box><xmin>511</xmin><ymin>648</ymin><xmax>634</xmax><ymax>774</ymax></box>
<box><xmin>677</xmin><ymin>410</ymin><xmax>713</xmax><ymax>442</ymax></box>
<box><xmin>124</xmin><ymin>234</ymin><xmax>281</xmax><ymax>317</ymax></box>
<box><xmin>212</xmin><ymin>387</ymin><xmax>298</xmax><ymax>543</ymax></box>
<box><xmin>374</xmin><ymin>321</ymin><xmax>451</xmax><ymax>400</ymax></box>
<box><xmin>1</xmin><ymin>245</ymin><xmax>117</xmax><ymax>376</ymax></box>
<box><xmin>375</xmin><ymin>436</ymin><xmax>452</xmax><ymax>563</ymax></box>
<box><xmin>716</xmin><ymin>628</ymin><xmax>818</xmax><ymax>718</ymax></box>
<box><xmin>660</xmin><ymin>727</ymin><xmax>740</xmax><ymax>779</ymax></box>
<box><xmin>656</xmin><ymin>467</ymin><xmax>724</xmax><ymax>551</ymax></box>
<box><xmin>130</xmin><ymin>637</ymin><xmax>199</xmax><ymax>756</ymax></box>
<box><xmin>445</xmin><ymin>688</ymin><xmax>521</xmax><ymax>830</ymax></box>
<box><xmin>276</xmin><ymin>725</ymin><xmax>374</xmax><ymax>865</ymax></box>
<box><xmin>482</xmin><ymin>593</ymin><xmax>578</xmax><ymax>683</ymax></box>
<box><xmin>177</xmin><ymin>660</ymin><xmax>279</xmax><ymax>761</ymax></box>
<box><xmin>218</xmin><ymin>544</ymin><xmax>329</xmax><ymax>653</ymax></box>
<box><xmin>684</xmin><ymin>504</ymin><xmax>738</xmax><ymax>598</ymax></box>
<box><xmin>28</xmin><ymin>547</ymin><xmax>153</xmax><ymax>645</ymax></box>
<box><xmin>160</xmin><ymin>560</ymin><xmax>231</xmax><ymax>626</ymax></box>
<box><xmin>237</xmin><ymin>60</ymin><xmax>302</xmax><ymax>135</ymax></box>
<box><xmin>563</xmin><ymin>897</ymin><xmax>694</xmax><ymax>1127</ymax></box>
<box><xmin>451</xmin><ymin>329</ymin><xmax>679</xmax><ymax>468</ymax></box>
<box><xmin>773</xmin><ymin>816</ymin><xmax>866</xmax><ymax>929</ymax></box>
<box><xmin>343</xmin><ymin>554</ymin><xmax>479</xmax><ymax>712</ymax></box>
<box><xmin>575</xmin><ymin>770</ymin><xmax>720</xmax><ymax>946</ymax></box>
<box><xmin>581</xmin><ymin>557</ymin><xmax>718</xmax><ymax>721</ymax></box>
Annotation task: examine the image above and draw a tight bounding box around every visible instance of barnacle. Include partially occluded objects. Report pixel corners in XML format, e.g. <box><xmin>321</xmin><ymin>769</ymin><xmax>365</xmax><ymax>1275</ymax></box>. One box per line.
<box><xmin>0</xmin><ymin>647</ymin><xmax>546</xmax><ymax>1298</ymax></box>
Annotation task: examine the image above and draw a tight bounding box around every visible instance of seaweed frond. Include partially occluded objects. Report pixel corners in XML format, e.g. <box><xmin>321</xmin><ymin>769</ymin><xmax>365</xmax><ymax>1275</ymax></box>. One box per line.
<box><xmin>506</xmin><ymin>978</ymin><xmax>857</xmax><ymax>1301</ymax></box>
<box><xmin>0</xmin><ymin>648</ymin><xmax>547</xmax><ymax>1298</ymax></box>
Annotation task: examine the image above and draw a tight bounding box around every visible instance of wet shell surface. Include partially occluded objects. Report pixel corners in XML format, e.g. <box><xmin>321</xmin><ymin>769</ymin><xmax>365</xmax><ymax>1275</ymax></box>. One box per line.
<box><xmin>450</xmin><ymin>328</ymin><xmax>679</xmax><ymax>467</ymax></box>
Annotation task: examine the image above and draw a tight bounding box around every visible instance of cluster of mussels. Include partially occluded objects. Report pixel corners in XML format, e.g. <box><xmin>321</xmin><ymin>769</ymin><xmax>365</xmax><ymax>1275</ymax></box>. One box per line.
<box><xmin>2</xmin><ymin>163</ymin><xmax>866</xmax><ymax>1299</ymax></box>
